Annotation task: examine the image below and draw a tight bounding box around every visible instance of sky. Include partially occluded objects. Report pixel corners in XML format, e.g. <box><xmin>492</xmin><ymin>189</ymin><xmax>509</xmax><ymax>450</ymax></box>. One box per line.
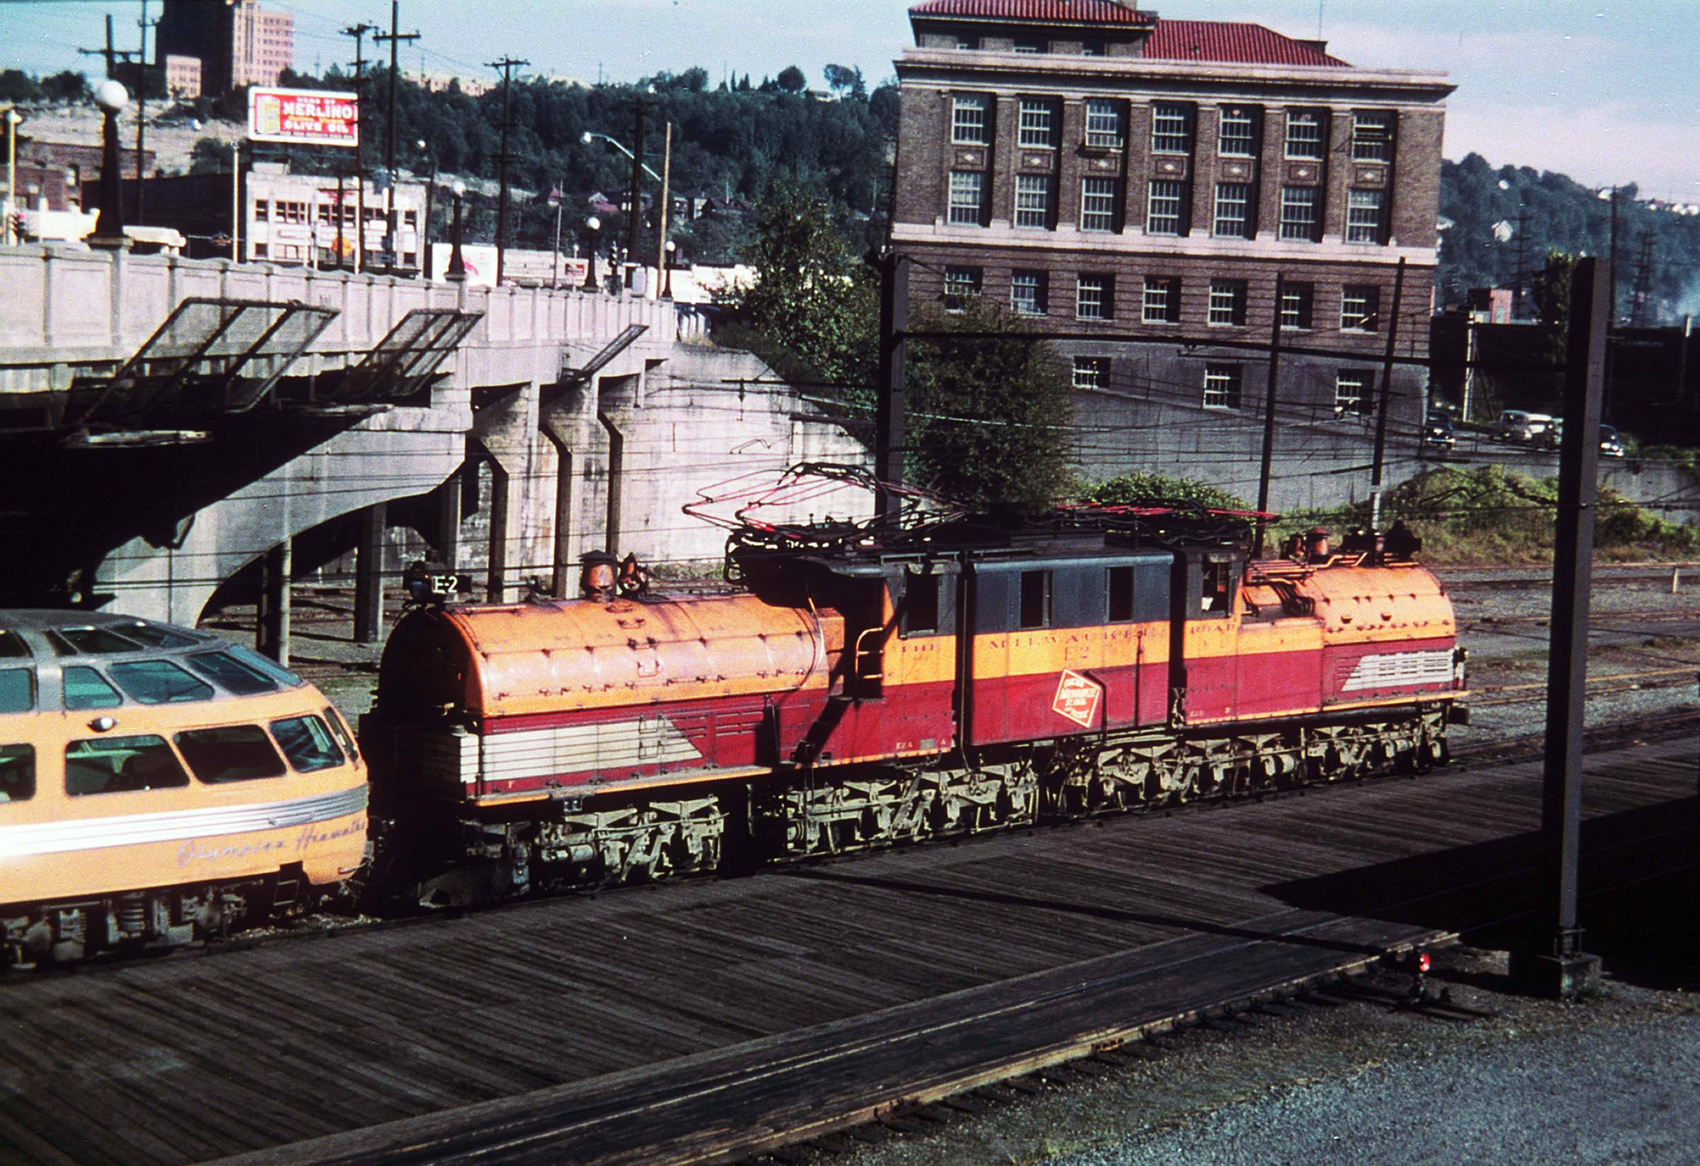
<box><xmin>2</xmin><ymin>0</ymin><xmax>1696</xmax><ymax>202</ymax></box>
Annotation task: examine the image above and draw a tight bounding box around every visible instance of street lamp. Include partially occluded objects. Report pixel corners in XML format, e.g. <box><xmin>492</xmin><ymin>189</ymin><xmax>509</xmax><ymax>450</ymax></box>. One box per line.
<box><xmin>581</xmin><ymin>215</ymin><xmax>601</xmax><ymax>291</ymax></box>
<box><xmin>3</xmin><ymin>108</ymin><xmax>21</xmax><ymax>245</ymax></box>
<box><xmin>88</xmin><ymin>80</ymin><xmax>130</xmax><ymax>251</ymax></box>
<box><xmin>663</xmin><ymin>238</ymin><xmax>676</xmax><ymax>299</ymax></box>
<box><xmin>548</xmin><ymin>184</ymin><xmax>563</xmax><ymax>290</ymax></box>
<box><xmin>416</xmin><ymin>138</ymin><xmax>436</xmax><ymax>280</ymax></box>
<box><xmin>446</xmin><ymin>179</ymin><xmax>467</xmax><ymax>283</ymax></box>
<box><xmin>580</xmin><ymin>131</ymin><xmax>662</xmax><ymax>181</ymax></box>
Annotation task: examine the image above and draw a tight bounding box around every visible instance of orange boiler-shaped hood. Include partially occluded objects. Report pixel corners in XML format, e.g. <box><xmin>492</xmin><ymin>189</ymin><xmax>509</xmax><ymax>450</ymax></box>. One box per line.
<box><xmin>380</xmin><ymin>594</ymin><xmax>839</xmax><ymax>721</ymax></box>
<box><xmin>1253</xmin><ymin>560</ymin><xmax>1455</xmax><ymax>643</ymax></box>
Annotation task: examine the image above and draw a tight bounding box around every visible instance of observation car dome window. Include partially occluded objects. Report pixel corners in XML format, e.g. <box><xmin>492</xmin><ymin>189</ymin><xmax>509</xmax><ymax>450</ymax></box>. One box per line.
<box><xmin>63</xmin><ymin>666</ymin><xmax>123</xmax><ymax>710</ymax></box>
<box><xmin>108</xmin><ymin>660</ymin><xmax>214</xmax><ymax>705</ymax></box>
<box><xmin>185</xmin><ymin>651</ymin><xmax>280</xmax><ymax>695</ymax></box>
<box><xmin>0</xmin><ymin>668</ymin><xmax>34</xmax><ymax>714</ymax></box>
<box><xmin>175</xmin><ymin>726</ymin><xmax>287</xmax><ymax>783</ymax></box>
<box><xmin>56</xmin><ymin>627</ymin><xmax>146</xmax><ymax>654</ymax></box>
<box><xmin>113</xmin><ymin>621</ymin><xmax>200</xmax><ymax>649</ymax></box>
<box><xmin>226</xmin><ymin>644</ymin><xmax>306</xmax><ymax>688</ymax></box>
<box><xmin>66</xmin><ymin>735</ymin><xmax>190</xmax><ymax>795</ymax></box>
<box><xmin>0</xmin><ymin>631</ymin><xmax>30</xmax><ymax>659</ymax></box>
<box><xmin>0</xmin><ymin>744</ymin><xmax>34</xmax><ymax>802</ymax></box>
<box><xmin>271</xmin><ymin>715</ymin><xmax>344</xmax><ymax>772</ymax></box>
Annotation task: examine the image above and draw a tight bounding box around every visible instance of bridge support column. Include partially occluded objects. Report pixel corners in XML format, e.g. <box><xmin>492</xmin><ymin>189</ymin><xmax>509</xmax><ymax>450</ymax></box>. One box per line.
<box><xmin>256</xmin><ymin>539</ymin><xmax>291</xmax><ymax>666</ymax></box>
<box><xmin>435</xmin><ymin>457</ymin><xmax>463</xmax><ymax>570</ymax></box>
<box><xmin>485</xmin><ymin>457</ymin><xmax>512</xmax><ymax>603</ymax></box>
<box><xmin>354</xmin><ymin>502</ymin><xmax>386</xmax><ymax>644</ymax></box>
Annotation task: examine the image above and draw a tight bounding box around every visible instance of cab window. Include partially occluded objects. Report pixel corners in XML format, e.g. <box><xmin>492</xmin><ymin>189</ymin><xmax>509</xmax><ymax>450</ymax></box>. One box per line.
<box><xmin>0</xmin><ymin>745</ymin><xmax>34</xmax><ymax>802</ymax></box>
<box><xmin>175</xmin><ymin>726</ymin><xmax>287</xmax><ymax>783</ymax></box>
<box><xmin>1107</xmin><ymin>566</ymin><xmax>1135</xmax><ymax>623</ymax></box>
<box><xmin>323</xmin><ymin>706</ymin><xmax>360</xmax><ymax>762</ymax></box>
<box><xmin>66</xmin><ymin>735</ymin><xmax>190</xmax><ymax>795</ymax></box>
<box><xmin>271</xmin><ymin>715</ymin><xmax>345</xmax><ymax>772</ymax></box>
<box><xmin>108</xmin><ymin>660</ymin><xmax>215</xmax><ymax>705</ymax></box>
<box><xmin>63</xmin><ymin>666</ymin><xmax>123</xmax><ymax>710</ymax></box>
<box><xmin>1019</xmin><ymin>570</ymin><xmax>1051</xmax><ymax>629</ymax></box>
<box><xmin>1200</xmin><ymin>557</ymin><xmax>1233</xmax><ymax>614</ymax></box>
<box><xmin>0</xmin><ymin>668</ymin><xmax>33</xmax><ymax>713</ymax></box>
<box><xmin>902</xmin><ymin>570</ymin><xmax>941</xmax><ymax>636</ymax></box>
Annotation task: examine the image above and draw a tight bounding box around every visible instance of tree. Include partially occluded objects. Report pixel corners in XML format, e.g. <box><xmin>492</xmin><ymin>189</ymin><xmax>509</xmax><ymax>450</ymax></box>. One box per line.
<box><xmin>1530</xmin><ymin>249</ymin><xmax>1576</xmax><ymax>326</ymax></box>
<box><xmin>188</xmin><ymin>136</ymin><xmax>233</xmax><ymax>174</ymax></box>
<box><xmin>775</xmin><ymin>65</ymin><xmax>807</xmax><ymax>94</ymax></box>
<box><xmin>40</xmin><ymin>71</ymin><xmax>89</xmax><ymax>104</ymax></box>
<box><xmin>1085</xmin><ymin>472</ymin><xmax>1249</xmax><ymax>511</ymax></box>
<box><xmin>823</xmin><ymin>64</ymin><xmax>866</xmax><ymax>100</ymax></box>
<box><xmin>0</xmin><ymin>70</ymin><xmax>41</xmax><ymax>103</ymax></box>
<box><xmin>905</xmin><ymin>297</ymin><xmax>1075</xmax><ymax>513</ymax></box>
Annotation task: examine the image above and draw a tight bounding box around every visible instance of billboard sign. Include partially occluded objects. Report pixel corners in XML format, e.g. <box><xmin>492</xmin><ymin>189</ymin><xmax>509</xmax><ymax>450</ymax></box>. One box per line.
<box><xmin>248</xmin><ymin>88</ymin><xmax>360</xmax><ymax>147</ymax></box>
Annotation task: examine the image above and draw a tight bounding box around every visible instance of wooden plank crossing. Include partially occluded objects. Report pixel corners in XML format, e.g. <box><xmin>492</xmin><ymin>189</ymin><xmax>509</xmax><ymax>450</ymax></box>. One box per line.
<box><xmin>0</xmin><ymin>737</ymin><xmax>1693</xmax><ymax>1166</ymax></box>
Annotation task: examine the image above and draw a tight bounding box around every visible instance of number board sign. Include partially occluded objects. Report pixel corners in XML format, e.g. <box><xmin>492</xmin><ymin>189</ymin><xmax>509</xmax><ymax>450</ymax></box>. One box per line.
<box><xmin>248</xmin><ymin>88</ymin><xmax>360</xmax><ymax>147</ymax></box>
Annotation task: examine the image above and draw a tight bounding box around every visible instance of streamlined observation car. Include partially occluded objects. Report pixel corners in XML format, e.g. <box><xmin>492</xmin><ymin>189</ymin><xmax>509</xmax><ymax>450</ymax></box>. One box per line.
<box><xmin>0</xmin><ymin>611</ymin><xmax>367</xmax><ymax>966</ymax></box>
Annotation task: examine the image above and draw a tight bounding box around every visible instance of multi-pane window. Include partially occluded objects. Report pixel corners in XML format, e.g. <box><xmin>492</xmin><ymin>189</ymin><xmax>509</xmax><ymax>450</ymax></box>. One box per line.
<box><xmin>948</xmin><ymin>170</ymin><xmax>987</xmax><ymax>225</ymax></box>
<box><xmin>1213</xmin><ymin>182</ymin><xmax>1251</xmax><ymax>239</ymax></box>
<box><xmin>1013</xmin><ymin>37</ymin><xmax>1046</xmax><ymax>54</ymax></box>
<box><xmin>1208</xmin><ymin>280</ymin><xmax>1247</xmax><ymax>327</ymax></box>
<box><xmin>253</xmin><ymin>200</ymin><xmax>269</xmax><ymax>221</ymax></box>
<box><xmin>1015</xmin><ymin>174</ymin><xmax>1053</xmax><ymax>228</ymax></box>
<box><xmin>1341</xmin><ymin>285</ymin><xmax>1381</xmax><ymax>331</ymax></box>
<box><xmin>1347</xmin><ymin>189</ymin><xmax>1387</xmax><ymax>244</ymax></box>
<box><xmin>1218</xmin><ymin>106</ymin><xmax>1258</xmax><ymax>156</ymax></box>
<box><xmin>1076</xmin><ymin>274</ymin><xmax>1113</xmax><ymax>320</ymax></box>
<box><xmin>1146</xmin><ymin>179</ymin><xmax>1184</xmax><ymax>235</ymax></box>
<box><xmin>1011</xmin><ymin>270</ymin><xmax>1048</xmax><ymax>315</ymax></box>
<box><xmin>1073</xmin><ymin>356</ymin><xmax>1111</xmax><ymax>390</ymax></box>
<box><xmin>1153</xmin><ymin>102</ymin><xmax>1194</xmax><ymax>153</ymax></box>
<box><xmin>1279</xmin><ymin>186</ymin><xmax>1320</xmax><ymax>241</ymax></box>
<box><xmin>1280</xmin><ymin>282</ymin><xmax>1315</xmax><ymax>329</ymax></box>
<box><xmin>1142</xmin><ymin>276</ymin><xmax>1180</xmax><ymax>324</ymax></box>
<box><xmin>1335</xmin><ymin>371</ymin><xmax>1372</xmax><ymax>416</ymax></box>
<box><xmin>1351</xmin><ymin>111</ymin><xmax>1394</xmax><ymax>162</ymax></box>
<box><xmin>1081</xmin><ymin>176</ymin><xmax>1119</xmax><ymax>232</ymax></box>
<box><xmin>1018</xmin><ymin>98</ymin><xmax>1057</xmax><ymax>147</ymax></box>
<box><xmin>1203</xmin><ymin>364</ymin><xmax>1243</xmax><ymax>409</ymax></box>
<box><xmin>952</xmin><ymin>94</ymin><xmax>990</xmax><ymax>144</ymax></box>
<box><xmin>1085</xmin><ymin>99</ymin><xmax>1125</xmax><ymax>148</ymax></box>
<box><xmin>943</xmin><ymin>265</ymin><xmax>982</xmax><ymax>310</ymax></box>
<box><xmin>1285</xmin><ymin>109</ymin><xmax>1326</xmax><ymax>159</ymax></box>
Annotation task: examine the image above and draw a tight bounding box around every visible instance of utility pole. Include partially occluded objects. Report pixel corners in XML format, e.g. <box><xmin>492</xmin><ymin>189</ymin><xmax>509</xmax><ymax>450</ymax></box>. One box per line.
<box><xmin>374</xmin><ymin>1</ymin><xmax>419</xmax><ymax>274</ymax></box>
<box><xmin>78</xmin><ymin>16</ymin><xmax>137</xmax><ymax>79</ymax></box>
<box><xmin>627</xmin><ymin>96</ymin><xmax>647</xmax><ymax>286</ymax></box>
<box><xmin>1368</xmin><ymin>258</ymin><xmax>1408</xmax><ymax>531</ymax></box>
<box><xmin>1607</xmin><ymin>186</ymin><xmax>1620</xmax><ymax>325</ymax></box>
<box><xmin>342</xmin><ymin>22</ymin><xmax>376</xmax><ymax>273</ymax></box>
<box><xmin>134</xmin><ymin>0</ymin><xmax>155</xmax><ymax>226</ymax></box>
<box><xmin>1254</xmin><ymin>274</ymin><xmax>1286</xmax><ymax>557</ymax></box>
<box><xmin>1629</xmin><ymin>231</ymin><xmax>1655</xmax><ymax>328</ymax></box>
<box><xmin>487</xmin><ymin>57</ymin><xmax>527</xmax><ymax>286</ymax></box>
<box><xmin>874</xmin><ymin>250</ymin><xmax>909</xmax><ymax>524</ymax></box>
<box><xmin>1513</xmin><ymin>206</ymin><xmax>1529</xmax><ymax>321</ymax></box>
<box><xmin>1508</xmin><ymin>256</ymin><xmax>1608</xmax><ymax>998</ymax></box>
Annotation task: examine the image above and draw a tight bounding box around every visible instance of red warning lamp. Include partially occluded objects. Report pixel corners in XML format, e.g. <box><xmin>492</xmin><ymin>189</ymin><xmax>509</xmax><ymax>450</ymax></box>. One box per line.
<box><xmin>1414</xmin><ymin>951</ymin><xmax>1432</xmax><ymax>974</ymax></box>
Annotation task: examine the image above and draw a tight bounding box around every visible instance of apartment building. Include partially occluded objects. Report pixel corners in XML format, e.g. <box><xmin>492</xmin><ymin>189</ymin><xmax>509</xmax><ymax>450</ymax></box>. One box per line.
<box><xmin>156</xmin><ymin>0</ymin><xmax>294</xmax><ymax>97</ymax></box>
<box><xmin>890</xmin><ymin>1</ymin><xmax>1455</xmax><ymax>458</ymax></box>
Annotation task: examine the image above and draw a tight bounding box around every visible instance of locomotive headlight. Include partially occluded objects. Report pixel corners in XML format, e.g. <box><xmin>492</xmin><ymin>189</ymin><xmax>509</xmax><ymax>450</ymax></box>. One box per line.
<box><xmin>89</xmin><ymin>716</ymin><xmax>117</xmax><ymax>732</ymax></box>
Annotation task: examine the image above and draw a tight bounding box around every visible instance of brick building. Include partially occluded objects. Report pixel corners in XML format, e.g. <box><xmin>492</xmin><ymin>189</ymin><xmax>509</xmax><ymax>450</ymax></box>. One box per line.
<box><xmin>890</xmin><ymin>0</ymin><xmax>1455</xmax><ymax>489</ymax></box>
<box><xmin>156</xmin><ymin>0</ymin><xmax>294</xmax><ymax>97</ymax></box>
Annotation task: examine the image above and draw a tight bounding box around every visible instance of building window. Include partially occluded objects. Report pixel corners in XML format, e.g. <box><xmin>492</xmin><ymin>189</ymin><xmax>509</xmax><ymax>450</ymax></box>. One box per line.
<box><xmin>1015</xmin><ymin>174</ymin><xmax>1053</xmax><ymax>228</ymax></box>
<box><xmin>1285</xmin><ymin>109</ymin><xmax>1326</xmax><ymax>159</ymax></box>
<box><xmin>1153</xmin><ymin>102</ymin><xmax>1194</xmax><ymax>154</ymax></box>
<box><xmin>1146</xmin><ymin>179</ymin><xmax>1184</xmax><ymax>235</ymax></box>
<box><xmin>1085</xmin><ymin>99</ymin><xmax>1124</xmax><ymax>148</ymax></box>
<box><xmin>1013</xmin><ymin>37</ymin><xmax>1046</xmax><ymax>54</ymax></box>
<box><xmin>1011</xmin><ymin>270</ymin><xmax>1048</xmax><ymax>315</ymax></box>
<box><xmin>1208</xmin><ymin>280</ymin><xmax>1247</xmax><ymax>327</ymax></box>
<box><xmin>1347</xmin><ymin>189</ymin><xmax>1387</xmax><ymax>244</ymax></box>
<box><xmin>1142</xmin><ymin>276</ymin><xmax>1180</xmax><ymax>324</ymax></box>
<box><xmin>1018</xmin><ymin>98</ymin><xmax>1057</xmax><ymax>147</ymax></box>
<box><xmin>316</xmin><ymin>204</ymin><xmax>333</xmax><ymax>225</ymax></box>
<box><xmin>1081</xmin><ymin>37</ymin><xmax>1105</xmax><ymax>57</ymax></box>
<box><xmin>402</xmin><ymin>210</ymin><xmax>418</xmax><ymax>228</ymax></box>
<box><xmin>1336</xmin><ymin>370</ymin><xmax>1372</xmax><ymax>415</ymax></box>
<box><xmin>1074</xmin><ymin>356</ymin><xmax>1111</xmax><ymax>390</ymax></box>
<box><xmin>1352</xmin><ymin>111</ymin><xmax>1394</xmax><ymax>162</ymax></box>
<box><xmin>252</xmin><ymin>242</ymin><xmax>268</xmax><ymax>257</ymax></box>
<box><xmin>1203</xmin><ymin>363</ymin><xmax>1243</xmax><ymax>409</ymax></box>
<box><xmin>1218</xmin><ymin>106</ymin><xmax>1258</xmax><ymax>156</ymax></box>
<box><xmin>253</xmin><ymin>199</ymin><xmax>270</xmax><ymax>222</ymax></box>
<box><xmin>1281</xmin><ymin>282</ymin><xmax>1315</xmax><ymax>329</ymax></box>
<box><xmin>955</xmin><ymin>34</ymin><xmax>978</xmax><ymax>50</ymax></box>
<box><xmin>1341</xmin><ymin>285</ymin><xmax>1381</xmax><ymax>331</ymax></box>
<box><xmin>1076</xmin><ymin>274</ymin><xmax>1113</xmax><ymax>320</ymax></box>
<box><xmin>1279</xmin><ymin>186</ymin><xmax>1320</xmax><ymax>241</ymax></box>
<box><xmin>1212</xmin><ymin>182</ymin><xmax>1251</xmax><ymax>239</ymax></box>
<box><xmin>943</xmin><ymin>265</ymin><xmax>982</xmax><ymax>310</ymax></box>
<box><xmin>948</xmin><ymin>170</ymin><xmax>987</xmax><ymax>225</ymax></box>
<box><xmin>952</xmin><ymin>94</ymin><xmax>990</xmax><ymax>145</ymax></box>
<box><xmin>1080</xmin><ymin>176</ymin><xmax>1118</xmax><ymax>232</ymax></box>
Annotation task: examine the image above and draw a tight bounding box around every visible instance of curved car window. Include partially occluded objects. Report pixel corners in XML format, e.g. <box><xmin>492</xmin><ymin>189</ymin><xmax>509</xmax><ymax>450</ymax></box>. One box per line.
<box><xmin>58</xmin><ymin>627</ymin><xmax>146</xmax><ymax>654</ymax></box>
<box><xmin>0</xmin><ymin>669</ymin><xmax>33</xmax><ymax>713</ymax></box>
<box><xmin>227</xmin><ymin>644</ymin><xmax>306</xmax><ymax>688</ymax></box>
<box><xmin>63</xmin><ymin>666</ymin><xmax>123</xmax><ymax>710</ymax></box>
<box><xmin>115</xmin><ymin>622</ymin><xmax>200</xmax><ymax>649</ymax></box>
<box><xmin>0</xmin><ymin>631</ymin><xmax>30</xmax><ymax>660</ymax></box>
<box><xmin>175</xmin><ymin>726</ymin><xmax>287</xmax><ymax>783</ymax></box>
<box><xmin>108</xmin><ymin>660</ymin><xmax>215</xmax><ymax>705</ymax></box>
<box><xmin>185</xmin><ymin>651</ymin><xmax>279</xmax><ymax>696</ymax></box>
<box><xmin>66</xmin><ymin>735</ymin><xmax>189</xmax><ymax>795</ymax></box>
<box><xmin>0</xmin><ymin>744</ymin><xmax>34</xmax><ymax>802</ymax></box>
<box><xmin>323</xmin><ymin>705</ymin><xmax>359</xmax><ymax>762</ymax></box>
<box><xmin>271</xmin><ymin>715</ymin><xmax>344</xmax><ymax>772</ymax></box>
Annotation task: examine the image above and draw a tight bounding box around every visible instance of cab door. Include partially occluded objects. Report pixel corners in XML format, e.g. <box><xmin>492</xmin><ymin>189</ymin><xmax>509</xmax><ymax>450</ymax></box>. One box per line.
<box><xmin>1170</xmin><ymin>551</ymin><xmax>1241</xmax><ymax>724</ymax></box>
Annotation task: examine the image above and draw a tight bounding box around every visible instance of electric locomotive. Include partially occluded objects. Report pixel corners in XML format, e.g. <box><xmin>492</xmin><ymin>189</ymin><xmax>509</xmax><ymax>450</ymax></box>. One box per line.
<box><xmin>0</xmin><ymin>611</ymin><xmax>368</xmax><ymax>966</ymax></box>
<box><xmin>364</xmin><ymin>510</ymin><xmax>1466</xmax><ymax>904</ymax></box>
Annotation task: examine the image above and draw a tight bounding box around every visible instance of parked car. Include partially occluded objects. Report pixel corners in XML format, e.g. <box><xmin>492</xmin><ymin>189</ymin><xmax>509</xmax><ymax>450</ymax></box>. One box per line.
<box><xmin>1491</xmin><ymin>410</ymin><xmax>1555</xmax><ymax>444</ymax></box>
<box><xmin>1599</xmin><ymin>424</ymin><xmax>1626</xmax><ymax>457</ymax></box>
<box><xmin>1531</xmin><ymin>421</ymin><xmax>1628</xmax><ymax>457</ymax></box>
<box><xmin>1423</xmin><ymin>414</ymin><xmax>1456</xmax><ymax>450</ymax></box>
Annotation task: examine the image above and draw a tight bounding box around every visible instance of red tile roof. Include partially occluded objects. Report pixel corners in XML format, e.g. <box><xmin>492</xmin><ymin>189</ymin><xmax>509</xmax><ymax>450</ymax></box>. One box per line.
<box><xmin>1145</xmin><ymin>20</ymin><xmax>1349</xmax><ymax>66</ymax></box>
<box><xmin>909</xmin><ymin>1</ymin><xmax>1156</xmax><ymax>26</ymax></box>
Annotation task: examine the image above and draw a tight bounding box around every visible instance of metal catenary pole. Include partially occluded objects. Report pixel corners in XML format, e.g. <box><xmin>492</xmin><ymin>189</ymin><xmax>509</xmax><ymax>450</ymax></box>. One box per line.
<box><xmin>487</xmin><ymin>57</ymin><xmax>528</xmax><ymax>286</ymax></box>
<box><xmin>874</xmin><ymin>251</ymin><xmax>909</xmax><ymax>524</ymax></box>
<box><xmin>1254</xmin><ymin>273</ymin><xmax>1285</xmax><ymax>556</ymax></box>
<box><xmin>374</xmin><ymin>1</ymin><xmax>419</xmax><ymax>274</ymax></box>
<box><xmin>627</xmin><ymin>97</ymin><xmax>646</xmax><ymax>288</ymax></box>
<box><xmin>135</xmin><ymin>0</ymin><xmax>154</xmax><ymax>226</ymax></box>
<box><xmin>1368</xmin><ymin>257</ymin><xmax>1408</xmax><ymax>531</ymax></box>
<box><xmin>342</xmin><ymin>22</ymin><xmax>375</xmax><ymax>273</ymax></box>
